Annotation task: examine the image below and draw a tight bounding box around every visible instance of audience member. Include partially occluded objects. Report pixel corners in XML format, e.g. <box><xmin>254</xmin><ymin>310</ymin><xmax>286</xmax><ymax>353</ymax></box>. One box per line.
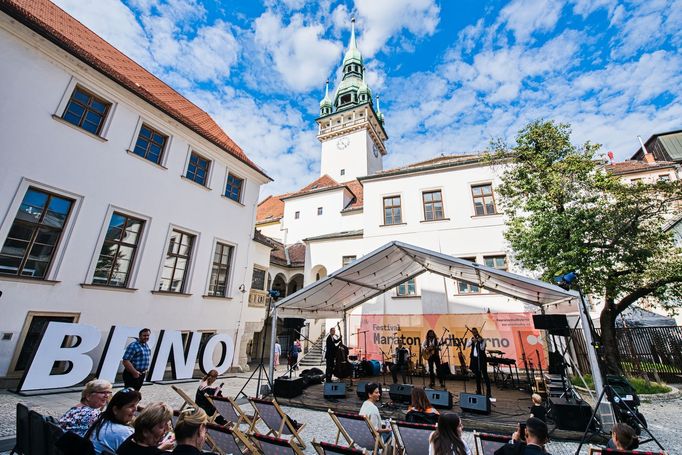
<box><xmin>172</xmin><ymin>408</ymin><xmax>218</xmax><ymax>454</ymax></box>
<box><xmin>359</xmin><ymin>382</ymin><xmax>392</xmax><ymax>442</ymax></box>
<box><xmin>607</xmin><ymin>422</ymin><xmax>639</xmax><ymax>450</ymax></box>
<box><xmin>429</xmin><ymin>412</ymin><xmax>470</xmax><ymax>455</ymax></box>
<box><xmin>59</xmin><ymin>379</ymin><xmax>112</xmax><ymax>436</ymax></box>
<box><xmin>86</xmin><ymin>388</ymin><xmax>141</xmax><ymax>454</ymax></box>
<box><xmin>194</xmin><ymin>370</ymin><xmax>225</xmax><ymax>424</ymax></box>
<box><xmin>274</xmin><ymin>341</ymin><xmax>281</xmax><ymax>369</ymax></box>
<box><xmin>494</xmin><ymin>417</ymin><xmax>550</xmax><ymax>455</ymax></box>
<box><xmin>406</xmin><ymin>387</ymin><xmax>439</xmax><ymax>424</ymax></box>
<box><xmin>116</xmin><ymin>402</ymin><xmax>174</xmax><ymax>454</ymax></box>
<box><xmin>122</xmin><ymin>329</ymin><xmax>152</xmax><ymax>391</ymax></box>
<box><xmin>529</xmin><ymin>394</ymin><xmax>546</xmax><ymax>422</ymax></box>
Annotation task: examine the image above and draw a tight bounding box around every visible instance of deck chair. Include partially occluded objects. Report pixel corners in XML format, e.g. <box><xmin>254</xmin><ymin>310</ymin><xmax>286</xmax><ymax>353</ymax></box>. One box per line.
<box><xmin>205</xmin><ymin>422</ymin><xmax>258</xmax><ymax>455</ymax></box>
<box><xmin>390</xmin><ymin>420</ymin><xmax>435</xmax><ymax>455</ymax></box>
<box><xmin>250</xmin><ymin>432</ymin><xmax>306</xmax><ymax>455</ymax></box>
<box><xmin>210</xmin><ymin>395</ymin><xmax>254</xmax><ymax>427</ymax></box>
<box><xmin>328</xmin><ymin>410</ymin><xmax>386</xmax><ymax>454</ymax></box>
<box><xmin>473</xmin><ymin>431</ymin><xmax>509</xmax><ymax>455</ymax></box>
<box><xmin>248</xmin><ymin>397</ymin><xmax>306</xmax><ymax>448</ymax></box>
<box><xmin>11</xmin><ymin>403</ymin><xmax>30</xmax><ymax>455</ymax></box>
<box><xmin>588</xmin><ymin>447</ymin><xmax>668</xmax><ymax>455</ymax></box>
<box><xmin>313</xmin><ymin>439</ymin><xmax>368</xmax><ymax>455</ymax></box>
<box><xmin>171</xmin><ymin>385</ymin><xmax>204</xmax><ymax>412</ymax></box>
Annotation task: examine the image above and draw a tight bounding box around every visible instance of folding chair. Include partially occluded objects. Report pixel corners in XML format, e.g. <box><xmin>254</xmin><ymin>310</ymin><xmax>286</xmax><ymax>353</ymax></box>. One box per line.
<box><xmin>248</xmin><ymin>397</ymin><xmax>306</xmax><ymax>448</ymax></box>
<box><xmin>588</xmin><ymin>447</ymin><xmax>669</xmax><ymax>455</ymax></box>
<box><xmin>171</xmin><ymin>385</ymin><xmax>205</xmax><ymax>413</ymax></box>
<box><xmin>205</xmin><ymin>422</ymin><xmax>258</xmax><ymax>455</ymax></box>
<box><xmin>45</xmin><ymin>419</ymin><xmax>65</xmax><ymax>455</ymax></box>
<box><xmin>328</xmin><ymin>410</ymin><xmax>386</xmax><ymax>455</ymax></box>
<box><xmin>312</xmin><ymin>439</ymin><xmax>368</xmax><ymax>455</ymax></box>
<box><xmin>250</xmin><ymin>432</ymin><xmax>306</xmax><ymax>455</ymax></box>
<box><xmin>11</xmin><ymin>403</ymin><xmax>30</xmax><ymax>455</ymax></box>
<box><xmin>473</xmin><ymin>431</ymin><xmax>509</xmax><ymax>455</ymax></box>
<box><xmin>210</xmin><ymin>395</ymin><xmax>254</xmax><ymax>427</ymax></box>
<box><xmin>390</xmin><ymin>420</ymin><xmax>435</xmax><ymax>455</ymax></box>
<box><xmin>28</xmin><ymin>410</ymin><xmax>48</xmax><ymax>455</ymax></box>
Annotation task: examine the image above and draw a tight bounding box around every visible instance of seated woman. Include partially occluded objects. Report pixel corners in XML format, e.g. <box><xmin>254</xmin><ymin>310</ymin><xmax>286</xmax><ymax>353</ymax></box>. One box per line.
<box><xmin>405</xmin><ymin>387</ymin><xmax>439</xmax><ymax>424</ymax></box>
<box><xmin>59</xmin><ymin>379</ymin><xmax>112</xmax><ymax>436</ymax></box>
<box><xmin>116</xmin><ymin>402</ymin><xmax>174</xmax><ymax>454</ymax></box>
<box><xmin>429</xmin><ymin>412</ymin><xmax>471</xmax><ymax>455</ymax></box>
<box><xmin>359</xmin><ymin>383</ymin><xmax>393</xmax><ymax>443</ymax></box>
<box><xmin>86</xmin><ymin>388</ymin><xmax>141</xmax><ymax>454</ymax></box>
<box><xmin>607</xmin><ymin>422</ymin><xmax>639</xmax><ymax>450</ymax></box>
<box><xmin>172</xmin><ymin>408</ymin><xmax>217</xmax><ymax>454</ymax></box>
<box><xmin>194</xmin><ymin>370</ymin><xmax>225</xmax><ymax>424</ymax></box>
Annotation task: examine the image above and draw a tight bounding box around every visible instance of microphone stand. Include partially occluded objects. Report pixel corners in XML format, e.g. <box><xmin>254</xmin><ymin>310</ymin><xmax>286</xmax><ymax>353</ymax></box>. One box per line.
<box><xmin>378</xmin><ymin>347</ymin><xmax>389</xmax><ymax>385</ymax></box>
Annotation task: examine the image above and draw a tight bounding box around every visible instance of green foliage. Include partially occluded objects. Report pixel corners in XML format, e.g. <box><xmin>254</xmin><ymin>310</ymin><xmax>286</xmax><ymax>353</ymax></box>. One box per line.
<box><xmin>489</xmin><ymin>120</ymin><xmax>682</xmax><ymax>305</ymax></box>
<box><xmin>570</xmin><ymin>374</ymin><xmax>671</xmax><ymax>394</ymax></box>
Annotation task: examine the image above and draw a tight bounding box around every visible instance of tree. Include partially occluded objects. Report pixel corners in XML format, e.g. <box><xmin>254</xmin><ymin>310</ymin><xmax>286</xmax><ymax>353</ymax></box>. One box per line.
<box><xmin>489</xmin><ymin>120</ymin><xmax>682</xmax><ymax>374</ymax></box>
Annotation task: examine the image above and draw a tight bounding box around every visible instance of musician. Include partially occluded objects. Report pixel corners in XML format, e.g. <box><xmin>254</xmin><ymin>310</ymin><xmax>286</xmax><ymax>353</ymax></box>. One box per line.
<box><xmin>325</xmin><ymin>327</ymin><xmax>342</xmax><ymax>382</ymax></box>
<box><xmin>422</xmin><ymin>330</ymin><xmax>445</xmax><ymax>388</ymax></box>
<box><xmin>469</xmin><ymin>327</ymin><xmax>491</xmax><ymax>397</ymax></box>
<box><xmin>390</xmin><ymin>339</ymin><xmax>410</xmax><ymax>384</ymax></box>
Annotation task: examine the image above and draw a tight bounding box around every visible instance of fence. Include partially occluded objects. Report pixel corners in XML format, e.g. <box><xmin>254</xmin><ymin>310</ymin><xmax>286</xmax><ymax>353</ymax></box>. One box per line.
<box><xmin>569</xmin><ymin>326</ymin><xmax>682</xmax><ymax>380</ymax></box>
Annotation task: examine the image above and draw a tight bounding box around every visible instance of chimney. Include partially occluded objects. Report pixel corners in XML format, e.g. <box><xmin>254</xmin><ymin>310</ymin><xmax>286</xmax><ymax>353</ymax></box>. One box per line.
<box><xmin>642</xmin><ymin>152</ymin><xmax>655</xmax><ymax>163</ymax></box>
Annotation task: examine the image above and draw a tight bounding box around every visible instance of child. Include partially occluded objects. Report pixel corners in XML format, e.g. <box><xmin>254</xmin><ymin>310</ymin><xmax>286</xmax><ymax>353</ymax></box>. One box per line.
<box><xmin>529</xmin><ymin>393</ymin><xmax>546</xmax><ymax>422</ymax></box>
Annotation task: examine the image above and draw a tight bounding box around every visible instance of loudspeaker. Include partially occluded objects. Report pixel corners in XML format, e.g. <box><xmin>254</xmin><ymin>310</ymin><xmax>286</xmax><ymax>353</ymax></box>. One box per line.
<box><xmin>356</xmin><ymin>381</ymin><xmax>371</xmax><ymax>400</ymax></box>
<box><xmin>548</xmin><ymin>351</ymin><xmax>565</xmax><ymax>375</ymax></box>
<box><xmin>274</xmin><ymin>377</ymin><xmax>304</xmax><ymax>398</ymax></box>
<box><xmin>550</xmin><ymin>398</ymin><xmax>593</xmax><ymax>431</ymax></box>
<box><xmin>425</xmin><ymin>388</ymin><xmax>453</xmax><ymax>409</ymax></box>
<box><xmin>389</xmin><ymin>383</ymin><xmax>413</xmax><ymax>403</ymax></box>
<box><xmin>459</xmin><ymin>392</ymin><xmax>490</xmax><ymax>414</ymax></box>
<box><xmin>532</xmin><ymin>314</ymin><xmax>570</xmax><ymax>336</ymax></box>
<box><xmin>324</xmin><ymin>382</ymin><xmax>346</xmax><ymax>399</ymax></box>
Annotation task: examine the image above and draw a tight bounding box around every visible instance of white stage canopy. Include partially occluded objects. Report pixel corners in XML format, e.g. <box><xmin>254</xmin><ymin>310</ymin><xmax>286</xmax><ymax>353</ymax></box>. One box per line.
<box><xmin>273</xmin><ymin>241</ymin><xmax>578</xmax><ymax>319</ymax></box>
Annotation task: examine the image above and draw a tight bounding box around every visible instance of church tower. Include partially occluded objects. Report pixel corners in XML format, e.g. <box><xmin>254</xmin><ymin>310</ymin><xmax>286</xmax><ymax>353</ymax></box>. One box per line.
<box><xmin>316</xmin><ymin>19</ymin><xmax>388</xmax><ymax>180</ymax></box>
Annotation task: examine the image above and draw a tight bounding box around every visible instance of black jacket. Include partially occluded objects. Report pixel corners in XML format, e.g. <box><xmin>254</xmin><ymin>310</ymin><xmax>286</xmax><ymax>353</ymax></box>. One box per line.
<box><xmin>325</xmin><ymin>335</ymin><xmax>340</xmax><ymax>360</ymax></box>
<box><xmin>494</xmin><ymin>442</ymin><xmax>550</xmax><ymax>455</ymax></box>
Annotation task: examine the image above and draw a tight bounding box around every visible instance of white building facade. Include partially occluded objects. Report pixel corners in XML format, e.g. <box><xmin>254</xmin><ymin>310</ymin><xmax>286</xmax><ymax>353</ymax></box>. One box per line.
<box><xmin>0</xmin><ymin>0</ymin><xmax>271</xmax><ymax>385</ymax></box>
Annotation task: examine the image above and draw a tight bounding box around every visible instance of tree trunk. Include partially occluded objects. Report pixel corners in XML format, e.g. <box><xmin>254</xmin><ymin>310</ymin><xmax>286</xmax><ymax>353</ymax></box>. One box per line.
<box><xmin>600</xmin><ymin>306</ymin><xmax>622</xmax><ymax>375</ymax></box>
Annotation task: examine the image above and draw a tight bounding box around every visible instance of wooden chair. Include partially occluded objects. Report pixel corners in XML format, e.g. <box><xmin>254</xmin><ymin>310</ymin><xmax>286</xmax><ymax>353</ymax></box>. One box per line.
<box><xmin>209</xmin><ymin>395</ymin><xmax>254</xmax><ymax>427</ymax></box>
<box><xmin>588</xmin><ymin>447</ymin><xmax>668</xmax><ymax>455</ymax></box>
<box><xmin>248</xmin><ymin>397</ymin><xmax>306</xmax><ymax>448</ymax></box>
<box><xmin>249</xmin><ymin>432</ymin><xmax>306</xmax><ymax>455</ymax></box>
<box><xmin>473</xmin><ymin>431</ymin><xmax>509</xmax><ymax>455</ymax></box>
<box><xmin>328</xmin><ymin>410</ymin><xmax>386</xmax><ymax>455</ymax></box>
<box><xmin>205</xmin><ymin>422</ymin><xmax>258</xmax><ymax>455</ymax></box>
<box><xmin>171</xmin><ymin>385</ymin><xmax>206</xmax><ymax>414</ymax></box>
<box><xmin>312</xmin><ymin>439</ymin><xmax>369</xmax><ymax>455</ymax></box>
<box><xmin>390</xmin><ymin>420</ymin><xmax>435</xmax><ymax>455</ymax></box>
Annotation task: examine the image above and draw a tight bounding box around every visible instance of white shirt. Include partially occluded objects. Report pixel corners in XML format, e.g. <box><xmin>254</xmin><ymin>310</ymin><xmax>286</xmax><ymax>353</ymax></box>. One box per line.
<box><xmin>274</xmin><ymin>343</ymin><xmax>281</xmax><ymax>355</ymax></box>
<box><xmin>359</xmin><ymin>400</ymin><xmax>382</xmax><ymax>431</ymax></box>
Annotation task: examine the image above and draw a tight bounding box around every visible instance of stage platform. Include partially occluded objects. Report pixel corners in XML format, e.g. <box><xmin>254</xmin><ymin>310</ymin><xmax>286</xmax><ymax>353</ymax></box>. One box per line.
<box><xmin>272</xmin><ymin>373</ymin><xmax>590</xmax><ymax>441</ymax></box>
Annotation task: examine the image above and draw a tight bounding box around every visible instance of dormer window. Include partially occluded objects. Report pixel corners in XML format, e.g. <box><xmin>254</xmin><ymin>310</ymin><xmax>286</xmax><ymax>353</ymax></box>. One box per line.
<box><xmin>340</xmin><ymin>94</ymin><xmax>352</xmax><ymax>105</ymax></box>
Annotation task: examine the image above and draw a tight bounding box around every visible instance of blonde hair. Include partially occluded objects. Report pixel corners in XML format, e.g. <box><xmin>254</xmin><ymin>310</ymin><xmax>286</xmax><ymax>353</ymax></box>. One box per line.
<box><xmin>132</xmin><ymin>402</ymin><xmax>173</xmax><ymax>440</ymax></box>
<box><xmin>81</xmin><ymin>379</ymin><xmax>112</xmax><ymax>402</ymax></box>
<box><xmin>174</xmin><ymin>407</ymin><xmax>208</xmax><ymax>441</ymax></box>
<box><xmin>531</xmin><ymin>393</ymin><xmax>542</xmax><ymax>405</ymax></box>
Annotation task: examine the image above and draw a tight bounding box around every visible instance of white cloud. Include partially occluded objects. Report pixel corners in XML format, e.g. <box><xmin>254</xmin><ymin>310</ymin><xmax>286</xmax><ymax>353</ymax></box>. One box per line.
<box><xmin>497</xmin><ymin>0</ymin><xmax>565</xmax><ymax>43</ymax></box>
<box><xmin>253</xmin><ymin>12</ymin><xmax>342</xmax><ymax>92</ymax></box>
<box><xmin>354</xmin><ymin>0</ymin><xmax>440</xmax><ymax>56</ymax></box>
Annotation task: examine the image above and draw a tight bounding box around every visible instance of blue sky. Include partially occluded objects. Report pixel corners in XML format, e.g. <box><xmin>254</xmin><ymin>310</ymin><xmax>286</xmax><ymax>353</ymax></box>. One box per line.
<box><xmin>53</xmin><ymin>0</ymin><xmax>682</xmax><ymax>196</ymax></box>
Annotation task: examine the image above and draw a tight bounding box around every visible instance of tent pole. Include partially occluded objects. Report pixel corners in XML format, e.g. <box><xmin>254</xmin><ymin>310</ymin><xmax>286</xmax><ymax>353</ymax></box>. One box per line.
<box><xmin>268</xmin><ymin>302</ymin><xmax>277</xmax><ymax>386</ymax></box>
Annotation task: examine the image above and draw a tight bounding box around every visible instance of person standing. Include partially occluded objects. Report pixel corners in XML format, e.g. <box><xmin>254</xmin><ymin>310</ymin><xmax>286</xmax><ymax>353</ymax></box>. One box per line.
<box><xmin>469</xmin><ymin>327</ymin><xmax>491</xmax><ymax>397</ymax></box>
<box><xmin>325</xmin><ymin>327</ymin><xmax>341</xmax><ymax>382</ymax></box>
<box><xmin>423</xmin><ymin>330</ymin><xmax>445</xmax><ymax>389</ymax></box>
<box><xmin>121</xmin><ymin>328</ymin><xmax>151</xmax><ymax>391</ymax></box>
<box><xmin>274</xmin><ymin>340</ymin><xmax>281</xmax><ymax>370</ymax></box>
<box><xmin>391</xmin><ymin>339</ymin><xmax>410</xmax><ymax>384</ymax></box>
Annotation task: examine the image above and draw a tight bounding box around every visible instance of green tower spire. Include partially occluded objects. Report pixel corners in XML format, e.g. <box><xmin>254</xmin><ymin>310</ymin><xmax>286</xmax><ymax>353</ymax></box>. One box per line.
<box><xmin>319</xmin><ymin>79</ymin><xmax>332</xmax><ymax>116</ymax></box>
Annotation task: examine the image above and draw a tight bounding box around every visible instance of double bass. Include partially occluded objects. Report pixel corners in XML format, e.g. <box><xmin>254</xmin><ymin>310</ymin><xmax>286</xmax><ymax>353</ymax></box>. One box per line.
<box><xmin>333</xmin><ymin>323</ymin><xmax>353</xmax><ymax>379</ymax></box>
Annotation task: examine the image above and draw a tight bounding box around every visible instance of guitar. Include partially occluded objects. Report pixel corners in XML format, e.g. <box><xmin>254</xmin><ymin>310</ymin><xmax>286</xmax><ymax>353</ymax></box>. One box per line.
<box><xmin>422</xmin><ymin>339</ymin><xmax>447</xmax><ymax>361</ymax></box>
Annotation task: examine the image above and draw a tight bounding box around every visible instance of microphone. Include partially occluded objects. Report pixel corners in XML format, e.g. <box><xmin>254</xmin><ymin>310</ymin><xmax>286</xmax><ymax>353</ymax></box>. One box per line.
<box><xmin>443</xmin><ymin>327</ymin><xmax>450</xmax><ymax>333</ymax></box>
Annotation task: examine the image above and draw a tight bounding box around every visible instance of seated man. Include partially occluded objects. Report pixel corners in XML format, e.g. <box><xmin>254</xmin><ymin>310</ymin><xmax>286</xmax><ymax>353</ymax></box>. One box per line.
<box><xmin>494</xmin><ymin>417</ymin><xmax>550</xmax><ymax>455</ymax></box>
<box><xmin>359</xmin><ymin>382</ymin><xmax>393</xmax><ymax>443</ymax></box>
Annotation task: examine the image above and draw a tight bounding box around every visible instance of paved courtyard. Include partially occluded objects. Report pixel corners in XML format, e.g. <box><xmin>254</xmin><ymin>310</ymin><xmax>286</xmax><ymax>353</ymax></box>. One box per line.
<box><xmin>0</xmin><ymin>373</ymin><xmax>677</xmax><ymax>454</ymax></box>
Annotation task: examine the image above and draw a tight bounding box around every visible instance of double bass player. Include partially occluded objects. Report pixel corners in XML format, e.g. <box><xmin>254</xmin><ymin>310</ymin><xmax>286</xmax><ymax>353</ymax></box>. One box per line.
<box><xmin>325</xmin><ymin>326</ymin><xmax>343</xmax><ymax>382</ymax></box>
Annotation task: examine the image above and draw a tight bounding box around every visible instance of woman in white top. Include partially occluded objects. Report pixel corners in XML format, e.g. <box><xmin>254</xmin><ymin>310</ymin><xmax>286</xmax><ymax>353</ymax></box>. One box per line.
<box><xmin>429</xmin><ymin>412</ymin><xmax>471</xmax><ymax>455</ymax></box>
<box><xmin>359</xmin><ymin>382</ymin><xmax>392</xmax><ymax>443</ymax></box>
<box><xmin>86</xmin><ymin>388</ymin><xmax>141</xmax><ymax>454</ymax></box>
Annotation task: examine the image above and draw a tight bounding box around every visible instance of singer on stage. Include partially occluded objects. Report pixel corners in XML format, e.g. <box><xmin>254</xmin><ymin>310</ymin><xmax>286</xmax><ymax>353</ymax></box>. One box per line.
<box><xmin>422</xmin><ymin>330</ymin><xmax>445</xmax><ymax>389</ymax></box>
<box><xmin>469</xmin><ymin>327</ymin><xmax>491</xmax><ymax>397</ymax></box>
<box><xmin>391</xmin><ymin>338</ymin><xmax>410</xmax><ymax>384</ymax></box>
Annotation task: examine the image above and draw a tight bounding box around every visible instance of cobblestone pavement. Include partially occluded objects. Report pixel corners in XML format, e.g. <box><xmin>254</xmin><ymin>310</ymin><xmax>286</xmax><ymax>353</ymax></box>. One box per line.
<box><xmin>1</xmin><ymin>374</ymin><xmax>678</xmax><ymax>454</ymax></box>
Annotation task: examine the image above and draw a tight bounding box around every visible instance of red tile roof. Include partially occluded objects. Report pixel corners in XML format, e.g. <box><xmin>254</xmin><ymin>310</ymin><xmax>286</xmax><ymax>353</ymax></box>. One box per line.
<box><xmin>269</xmin><ymin>239</ymin><xmax>305</xmax><ymax>268</ymax></box>
<box><xmin>256</xmin><ymin>194</ymin><xmax>289</xmax><ymax>224</ymax></box>
<box><xmin>605</xmin><ymin>160</ymin><xmax>677</xmax><ymax>175</ymax></box>
<box><xmin>1</xmin><ymin>0</ymin><xmax>269</xmax><ymax>180</ymax></box>
<box><xmin>341</xmin><ymin>179</ymin><xmax>364</xmax><ymax>210</ymax></box>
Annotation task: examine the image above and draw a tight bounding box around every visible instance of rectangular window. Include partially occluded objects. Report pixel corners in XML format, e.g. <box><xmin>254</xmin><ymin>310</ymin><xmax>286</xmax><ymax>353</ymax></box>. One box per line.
<box><xmin>294</xmin><ymin>211</ymin><xmax>300</xmax><ymax>219</ymax></box>
<box><xmin>0</xmin><ymin>187</ymin><xmax>74</xmax><ymax>279</ymax></box>
<box><xmin>340</xmin><ymin>169</ymin><xmax>345</xmax><ymax>176</ymax></box>
<box><xmin>342</xmin><ymin>255</ymin><xmax>356</xmax><ymax>266</ymax></box>
<box><xmin>208</xmin><ymin>242</ymin><xmax>233</xmax><ymax>297</ymax></box>
<box><xmin>397</xmin><ymin>278</ymin><xmax>416</xmax><ymax>296</ymax></box>
<box><xmin>457</xmin><ymin>256</ymin><xmax>479</xmax><ymax>294</ymax></box>
<box><xmin>224</xmin><ymin>174</ymin><xmax>244</xmax><ymax>202</ymax></box>
<box><xmin>251</xmin><ymin>267</ymin><xmax>266</xmax><ymax>291</ymax></box>
<box><xmin>62</xmin><ymin>86</ymin><xmax>111</xmax><ymax>135</ymax></box>
<box><xmin>471</xmin><ymin>184</ymin><xmax>497</xmax><ymax>216</ymax></box>
<box><xmin>158</xmin><ymin>230</ymin><xmax>195</xmax><ymax>293</ymax></box>
<box><xmin>484</xmin><ymin>255</ymin><xmax>507</xmax><ymax>271</ymax></box>
<box><xmin>92</xmin><ymin>212</ymin><xmax>144</xmax><ymax>287</ymax></box>
<box><xmin>186</xmin><ymin>152</ymin><xmax>211</xmax><ymax>186</ymax></box>
<box><xmin>133</xmin><ymin>124</ymin><xmax>167</xmax><ymax>164</ymax></box>
<box><xmin>383</xmin><ymin>196</ymin><xmax>402</xmax><ymax>225</ymax></box>
<box><xmin>658</xmin><ymin>174</ymin><xmax>671</xmax><ymax>182</ymax></box>
<box><xmin>317</xmin><ymin>207</ymin><xmax>323</xmax><ymax>216</ymax></box>
<box><xmin>422</xmin><ymin>190</ymin><xmax>444</xmax><ymax>221</ymax></box>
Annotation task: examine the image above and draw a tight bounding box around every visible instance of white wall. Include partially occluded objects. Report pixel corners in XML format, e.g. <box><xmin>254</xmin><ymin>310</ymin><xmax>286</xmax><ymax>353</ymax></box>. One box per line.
<box><xmin>281</xmin><ymin>189</ymin><xmax>348</xmax><ymax>244</ymax></box>
<box><xmin>320</xmin><ymin>129</ymin><xmax>382</xmax><ymax>181</ymax></box>
<box><xmin>0</xmin><ymin>19</ymin><xmax>268</xmax><ymax>377</ymax></box>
